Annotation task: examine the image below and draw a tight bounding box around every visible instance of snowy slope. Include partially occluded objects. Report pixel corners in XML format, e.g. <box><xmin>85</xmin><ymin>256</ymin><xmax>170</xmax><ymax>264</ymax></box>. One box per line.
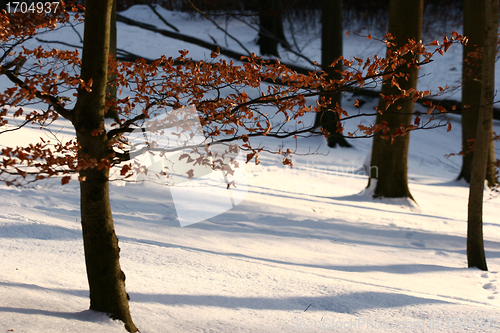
<box><xmin>1</xmin><ymin>5</ymin><xmax>499</xmax><ymax>333</ymax></box>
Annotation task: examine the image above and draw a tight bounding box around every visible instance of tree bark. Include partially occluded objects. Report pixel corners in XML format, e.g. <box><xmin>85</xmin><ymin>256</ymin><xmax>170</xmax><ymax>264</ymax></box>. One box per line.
<box><xmin>315</xmin><ymin>0</ymin><xmax>351</xmax><ymax>148</ymax></box>
<box><xmin>459</xmin><ymin>0</ymin><xmax>497</xmax><ymax>187</ymax></box>
<box><xmin>466</xmin><ymin>0</ymin><xmax>497</xmax><ymax>271</ymax></box>
<box><xmin>73</xmin><ymin>0</ymin><xmax>138</xmax><ymax>331</ymax></box>
<box><xmin>257</xmin><ymin>0</ymin><xmax>289</xmax><ymax>57</ymax></box>
<box><xmin>368</xmin><ymin>0</ymin><xmax>423</xmax><ymax>199</ymax></box>
<box><xmin>106</xmin><ymin>0</ymin><xmax>119</xmax><ymax>122</ymax></box>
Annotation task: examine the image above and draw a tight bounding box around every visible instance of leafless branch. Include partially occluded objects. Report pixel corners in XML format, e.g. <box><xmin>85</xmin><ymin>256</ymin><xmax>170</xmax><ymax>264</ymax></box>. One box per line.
<box><xmin>147</xmin><ymin>4</ymin><xmax>180</xmax><ymax>32</ymax></box>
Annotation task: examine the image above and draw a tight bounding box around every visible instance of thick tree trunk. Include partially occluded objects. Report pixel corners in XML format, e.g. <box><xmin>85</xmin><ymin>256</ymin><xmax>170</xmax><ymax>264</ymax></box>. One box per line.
<box><xmin>459</xmin><ymin>0</ymin><xmax>497</xmax><ymax>187</ymax></box>
<box><xmin>315</xmin><ymin>0</ymin><xmax>351</xmax><ymax>148</ymax></box>
<box><xmin>258</xmin><ymin>0</ymin><xmax>289</xmax><ymax>57</ymax></box>
<box><xmin>466</xmin><ymin>0</ymin><xmax>497</xmax><ymax>271</ymax></box>
<box><xmin>368</xmin><ymin>0</ymin><xmax>423</xmax><ymax>199</ymax></box>
<box><xmin>73</xmin><ymin>0</ymin><xmax>138</xmax><ymax>331</ymax></box>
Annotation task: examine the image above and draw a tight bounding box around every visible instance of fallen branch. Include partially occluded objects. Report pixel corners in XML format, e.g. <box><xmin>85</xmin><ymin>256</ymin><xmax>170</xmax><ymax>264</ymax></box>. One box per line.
<box><xmin>116</xmin><ymin>13</ymin><xmax>313</xmax><ymax>74</ymax></box>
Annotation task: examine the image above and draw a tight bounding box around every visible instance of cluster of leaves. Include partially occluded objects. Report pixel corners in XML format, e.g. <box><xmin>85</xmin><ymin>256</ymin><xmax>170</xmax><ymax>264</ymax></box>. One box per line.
<box><xmin>0</xmin><ymin>7</ymin><xmax>466</xmax><ymax>185</ymax></box>
<box><xmin>350</xmin><ymin>32</ymin><xmax>465</xmax><ymax>143</ymax></box>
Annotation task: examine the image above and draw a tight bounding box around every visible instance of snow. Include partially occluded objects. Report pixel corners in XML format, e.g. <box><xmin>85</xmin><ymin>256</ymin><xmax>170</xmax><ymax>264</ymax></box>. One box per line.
<box><xmin>1</xmin><ymin>5</ymin><xmax>500</xmax><ymax>333</ymax></box>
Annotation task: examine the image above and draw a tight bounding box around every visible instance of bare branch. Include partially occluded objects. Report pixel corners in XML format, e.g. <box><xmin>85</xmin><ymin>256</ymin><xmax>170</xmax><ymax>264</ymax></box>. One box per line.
<box><xmin>147</xmin><ymin>4</ymin><xmax>180</xmax><ymax>32</ymax></box>
<box><xmin>184</xmin><ymin>0</ymin><xmax>252</xmax><ymax>56</ymax></box>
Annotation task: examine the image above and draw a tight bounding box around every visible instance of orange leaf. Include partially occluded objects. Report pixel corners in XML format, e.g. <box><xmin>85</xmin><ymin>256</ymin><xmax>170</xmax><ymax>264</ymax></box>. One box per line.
<box><xmin>246</xmin><ymin>153</ymin><xmax>255</xmax><ymax>163</ymax></box>
<box><xmin>414</xmin><ymin>115</ymin><xmax>421</xmax><ymax>125</ymax></box>
<box><xmin>187</xmin><ymin>169</ymin><xmax>194</xmax><ymax>179</ymax></box>
<box><xmin>120</xmin><ymin>164</ymin><xmax>131</xmax><ymax>176</ymax></box>
<box><xmin>447</xmin><ymin>123</ymin><xmax>452</xmax><ymax>132</ymax></box>
<box><xmin>444</xmin><ymin>41</ymin><xmax>453</xmax><ymax>53</ymax></box>
<box><xmin>62</xmin><ymin>176</ymin><xmax>71</xmax><ymax>185</ymax></box>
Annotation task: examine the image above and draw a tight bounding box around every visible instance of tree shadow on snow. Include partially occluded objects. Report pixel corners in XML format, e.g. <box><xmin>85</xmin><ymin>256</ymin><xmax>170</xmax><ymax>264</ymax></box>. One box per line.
<box><xmin>127</xmin><ymin>291</ymin><xmax>449</xmax><ymax>313</ymax></box>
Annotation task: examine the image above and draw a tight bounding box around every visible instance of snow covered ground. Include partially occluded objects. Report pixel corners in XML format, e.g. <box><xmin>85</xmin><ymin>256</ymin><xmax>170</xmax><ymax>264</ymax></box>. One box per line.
<box><xmin>0</xmin><ymin>5</ymin><xmax>499</xmax><ymax>332</ymax></box>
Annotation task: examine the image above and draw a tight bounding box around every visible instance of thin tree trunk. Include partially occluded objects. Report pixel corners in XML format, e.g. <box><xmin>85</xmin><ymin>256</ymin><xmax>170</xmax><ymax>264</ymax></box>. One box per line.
<box><xmin>106</xmin><ymin>0</ymin><xmax>119</xmax><ymax>122</ymax></box>
<box><xmin>368</xmin><ymin>0</ymin><xmax>423</xmax><ymax>199</ymax></box>
<box><xmin>467</xmin><ymin>0</ymin><xmax>497</xmax><ymax>271</ymax></box>
<box><xmin>258</xmin><ymin>0</ymin><xmax>288</xmax><ymax>57</ymax></box>
<box><xmin>73</xmin><ymin>0</ymin><xmax>138</xmax><ymax>331</ymax></box>
<box><xmin>459</xmin><ymin>0</ymin><xmax>497</xmax><ymax>187</ymax></box>
<box><xmin>315</xmin><ymin>0</ymin><xmax>351</xmax><ymax>148</ymax></box>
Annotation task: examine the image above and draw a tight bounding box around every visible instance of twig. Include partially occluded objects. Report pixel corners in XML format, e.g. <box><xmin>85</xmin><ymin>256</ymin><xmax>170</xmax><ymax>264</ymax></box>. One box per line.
<box><xmin>36</xmin><ymin>38</ymin><xmax>82</xmax><ymax>49</ymax></box>
<box><xmin>147</xmin><ymin>4</ymin><xmax>180</xmax><ymax>32</ymax></box>
<box><xmin>68</xmin><ymin>20</ymin><xmax>83</xmax><ymax>43</ymax></box>
<box><xmin>184</xmin><ymin>0</ymin><xmax>252</xmax><ymax>56</ymax></box>
<box><xmin>232</xmin><ymin>15</ymin><xmax>318</xmax><ymax>67</ymax></box>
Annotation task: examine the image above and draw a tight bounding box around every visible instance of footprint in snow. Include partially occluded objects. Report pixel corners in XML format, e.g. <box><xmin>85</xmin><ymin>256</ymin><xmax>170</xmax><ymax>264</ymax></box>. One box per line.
<box><xmin>480</xmin><ymin>272</ymin><xmax>498</xmax><ymax>300</ymax></box>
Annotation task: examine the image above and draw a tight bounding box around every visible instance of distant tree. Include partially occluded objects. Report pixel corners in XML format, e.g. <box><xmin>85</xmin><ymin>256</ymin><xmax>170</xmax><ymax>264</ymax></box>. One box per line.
<box><xmin>314</xmin><ymin>0</ymin><xmax>352</xmax><ymax>148</ymax></box>
<box><xmin>368</xmin><ymin>0</ymin><xmax>423</xmax><ymax>200</ymax></box>
<box><xmin>458</xmin><ymin>0</ymin><xmax>497</xmax><ymax>187</ymax></box>
<box><xmin>466</xmin><ymin>0</ymin><xmax>498</xmax><ymax>271</ymax></box>
<box><xmin>257</xmin><ymin>0</ymin><xmax>289</xmax><ymax>56</ymax></box>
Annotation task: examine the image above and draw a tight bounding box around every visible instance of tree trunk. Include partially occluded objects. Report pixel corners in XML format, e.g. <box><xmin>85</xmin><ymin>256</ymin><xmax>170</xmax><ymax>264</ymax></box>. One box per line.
<box><xmin>106</xmin><ymin>0</ymin><xmax>119</xmax><ymax>122</ymax></box>
<box><xmin>368</xmin><ymin>0</ymin><xmax>423</xmax><ymax>199</ymax></box>
<box><xmin>258</xmin><ymin>0</ymin><xmax>289</xmax><ymax>57</ymax></box>
<box><xmin>72</xmin><ymin>0</ymin><xmax>138</xmax><ymax>331</ymax></box>
<box><xmin>459</xmin><ymin>0</ymin><xmax>497</xmax><ymax>187</ymax></box>
<box><xmin>315</xmin><ymin>0</ymin><xmax>351</xmax><ymax>148</ymax></box>
<box><xmin>467</xmin><ymin>0</ymin><xmax>497</xmax><ymax>271</ymax></box>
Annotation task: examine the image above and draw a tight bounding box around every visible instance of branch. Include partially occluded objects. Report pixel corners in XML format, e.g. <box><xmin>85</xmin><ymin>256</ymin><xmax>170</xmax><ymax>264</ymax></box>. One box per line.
<box><xmin>147</xmin><ymin>4</ymin><xmax>180</xmax><ymax>32</ymax></box>
<box><xmin>116</xmin><ymin>13</ymin><xmax>311</xmax><ymax>74</ymax></box>
<box><xmin>184</xmin><ymin>0</ymin><xmax>252</xmax><ymax>56</ymax></box>
<box><xmin>107</xmin><ymin>113</ymin><xmax>147</xmax><ymax>139</ymax></box>
<box><xmin>36</xmin><ymin>38</ymin><xmax>82</xmax><ymax>49</ymax></box>
<box><xmin>232</xmin><ymin>15</ymin><xmax>318</xmax><ymax>67</ymax></box>
<box><xmin>0</xmin><ymin>109</ymin><xmax>55</xmax><ymax>135</ymax></box>
<box><xmin>68</xmin><ymin>19</ymin><xmax>83</xmax><ymax>43</ymax></box>
<box><xmin>0</xmin><ymin>59</ymin><xmax>73</xmax><ymax>121</ymax></box>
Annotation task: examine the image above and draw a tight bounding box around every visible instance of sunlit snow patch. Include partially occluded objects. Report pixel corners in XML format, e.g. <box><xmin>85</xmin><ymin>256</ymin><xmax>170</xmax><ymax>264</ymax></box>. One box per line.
<box><xmin>126</xmin><ymin>105</ymin><xmax>247</xmax><ymax>227</ymax></box>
